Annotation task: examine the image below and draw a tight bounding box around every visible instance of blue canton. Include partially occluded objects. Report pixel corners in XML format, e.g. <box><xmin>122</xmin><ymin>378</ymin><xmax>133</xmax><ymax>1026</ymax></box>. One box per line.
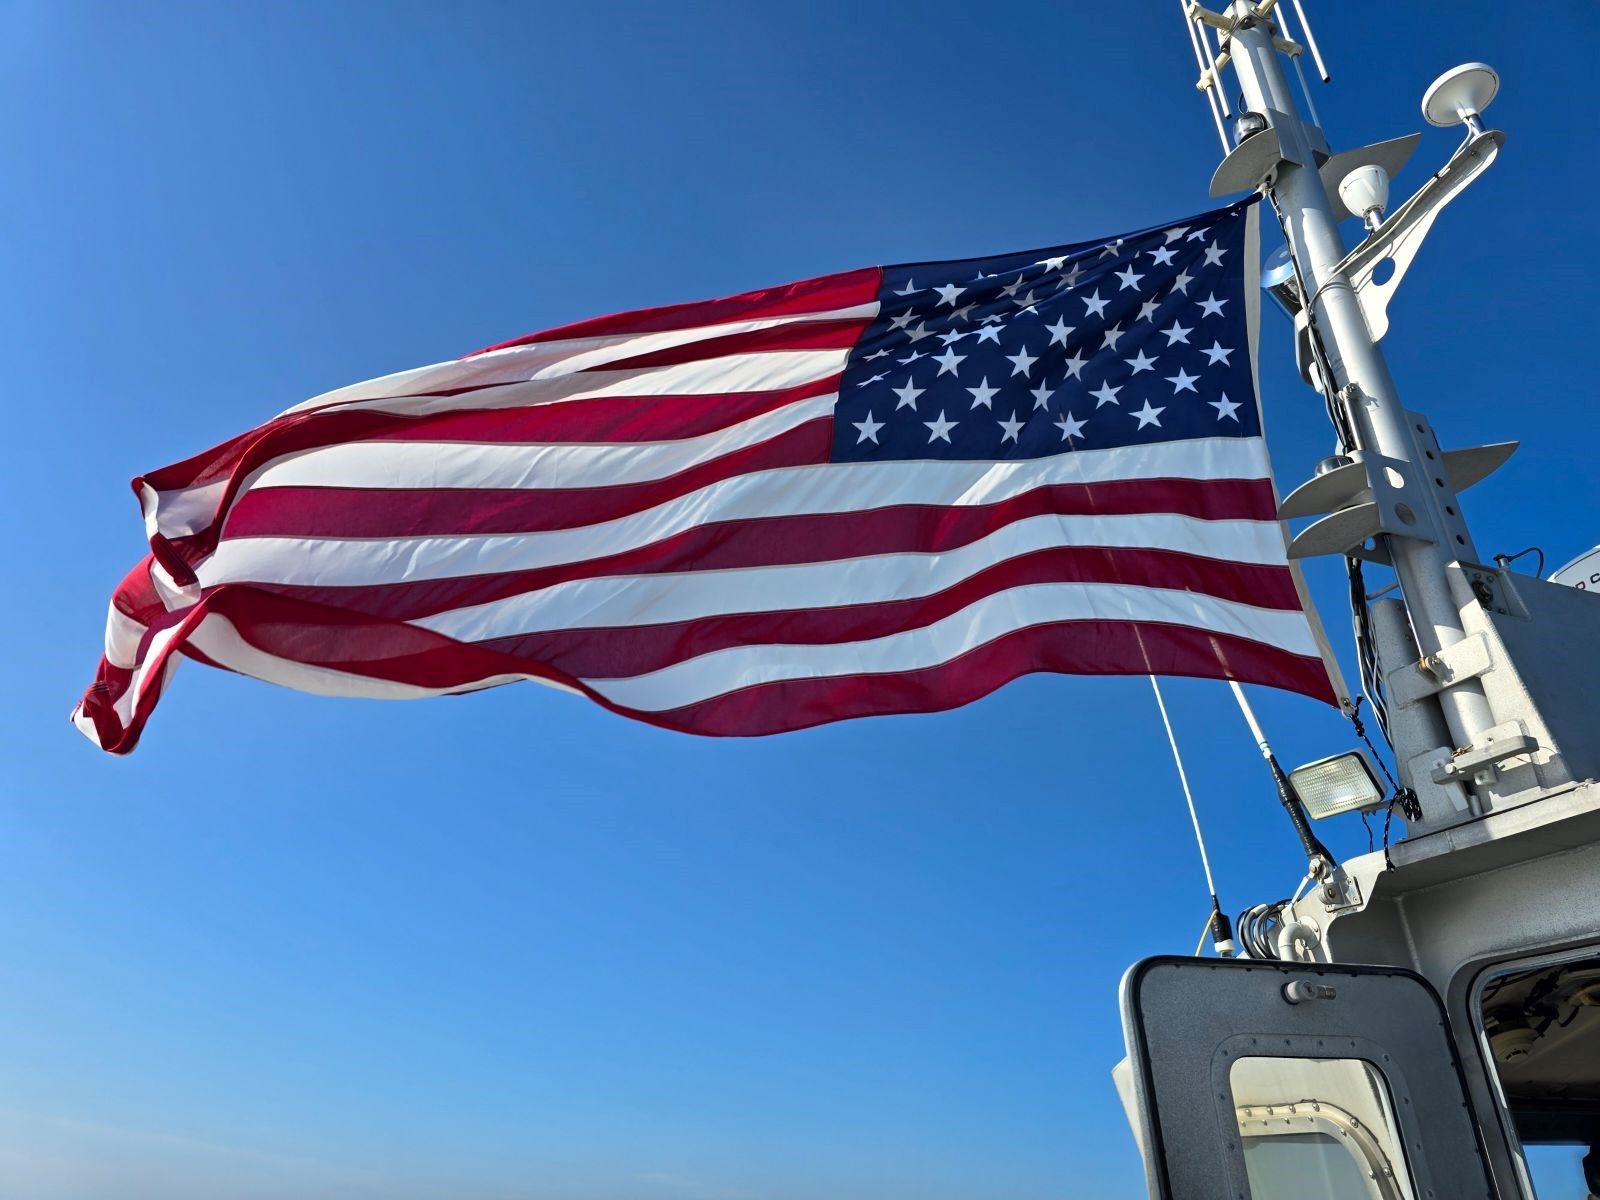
<box><xmin>832</xmin><ymin>202</ymin><xmax>1259</xmax><ymax>462</ymax></box>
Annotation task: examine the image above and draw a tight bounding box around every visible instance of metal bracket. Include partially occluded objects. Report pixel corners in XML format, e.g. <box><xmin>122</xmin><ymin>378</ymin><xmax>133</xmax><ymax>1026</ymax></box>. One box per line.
<box><xmin>1420</xmin><ymin>632</ymin><xmax>1494</xmax><ymax>690</ymax></box>
<box><xmin>1432</xmin><ymin>721</ymin><xmax>1541</xmax><ymax>786</ymax></box>
<box><xmin>1282</xmin><ymin>449</ymin><xmax>1437</xmax><ymax>561</ymax></box>
<box><xmin>1330</xmin><ymin>129</ymin><xmax>1505</xmax><ymax>342</ymax></box>
<box><xmin>1317</xmin><ymin>868</ymin><xmax>1364</xmax><ymax>913</ymax></box>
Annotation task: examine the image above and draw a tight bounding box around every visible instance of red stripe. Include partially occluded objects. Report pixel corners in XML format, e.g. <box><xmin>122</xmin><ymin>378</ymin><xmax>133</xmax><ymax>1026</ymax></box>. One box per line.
<box><xmin>357</xmin><ymin>376</ymin><xmax>842</xmax><ymax>445</ymax></box>
<box><xmin>218</xmin><ymin>418</ymin><xmax>837</xmax><ymax>538</ymax></box>
<box><xmin>470</xmin><ymin>267</ymin><xmax>882</xmax><ymax>353</ymax></box>
<box><xmin>73</xmin><ymin>584</ymin><xmax>1332</xmax><ymax>755</ymax></box>
<box><xmin>245</xmin><ymin>477</ymin><xmax>1281</xmax><ymax>621</ymax></box>
<box><xmin>474</xmin><ymin>548</ymin><xmax>1306</xmax><ymax>679</ymax></box>
<box><xmin>649</xmin><ymin>621</ymin><xmax>1338</xmax><ymax>734</ymax></box>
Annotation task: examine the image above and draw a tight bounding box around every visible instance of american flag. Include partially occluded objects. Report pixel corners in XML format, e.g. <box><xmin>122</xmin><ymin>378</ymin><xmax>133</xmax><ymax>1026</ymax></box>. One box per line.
<box><xmin>74</xmin><ymin>199</ymin><xmax>1339</xmax><ymax>754</ymax></box>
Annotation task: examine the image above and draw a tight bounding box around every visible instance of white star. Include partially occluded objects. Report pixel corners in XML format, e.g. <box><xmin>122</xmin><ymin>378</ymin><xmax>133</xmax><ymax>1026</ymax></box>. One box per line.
<box><xmin>998</xmin><ymin>411</ymin><xmax>1025</xmax><ymax>442</ymax></box>
<box><xmin>1002</xmin><ymin>274</ymin><xmax>1031</xmax><ymax>299</ymax></box>
<box><xmin>1204</xmin><ymin>244</ymin><xmax>1226</xmax><ymax>266</ymax></box>
<box><xmin>1101</xmin><ymin>322</ymin><xmax>1126</xmax><ymax>351</ymax></box>
<box><xmin>1090</xmin><ymin>380</ymin><xmax>1122</xmax><ymax>407</ymax></box>
<box><xmin>1166</xmin><ymin>368</ymin><xmax>1199</xmax><ymax>394</ymax></box>
<box><xmin>1186</xmin><ymin>228</ymin><xmax>1208</xmax><ymax>242</ymax></box>
<box><xmin>1059</xmin><ymin>263</ymin><xmax>1083</xmax><ymax>288</ymax></box>
<box><xmin>975</xmin><ymin>321</ymin><xmax>1004</xmax><ymax>344</ymax></box>
<box><xmin>934</xmin><ymin>282</ymin><xmax>964</xmax><ymax>307</ymax></box>
<box><xmin>906</xmin><ymin>321</ymin><xmax>935</xmax><ymax>342</ymax></box>
<box><xmin>949</xmin><ymin>303</ymin><xmax>975</xmax><ymax>323</ymax></box>
<box><xmin>1082</xmin><ymin>289</ymin><xmax>1109</xmax><ymax>318</ymax></box>
<box><xmin>862</xmin><ymin>372</ymin><xmax>887</xmax><ymax>385</ymax></box>
<box><xmin>1164</xmin><ymin>226</ymin><xmax>1188</xmax><ymax>243</ymax></box>
<box><xmin>1137</xmin><ymin>299</ymin><xmax>1160</xmax><ymax>323</ymax></box>
<box><xmin>938</xmin><ymin>327</ymin><xmax>967</xmax><ymax>346</ymax></box>
<box><xmin>1036</xmin><ymin>255</ymin><xmax>1068</xmax><ymax>271</ymax></box>
<box><xmin>934</xmin><ymin>347</ymin><xmax>966</xmax><ymax>376</ymax></box>
<box><xmin>1197</xmin><ymin>293</ymin><xmax>1227</xmax><ymax>318</ymax></box>
<box><xmin>1148</xmin><ymin>245</ymin><xmax>1177</xmax><ymax>266</ymax></box>
<box><xmin>1055</xmin><ymin>411</ymin><xmax>1087</xmax><ymax>440</ymax></box>
<box><xmin>1162</xmin><ymin>321</ymin><xmax>1193</xmax><ymax>346</ymax></box>
<box><xmin>1132</xmin><ymin>400</ymin><xmax>1166</xmax><ymax>429</ymax></box>
<box><xmin>1006</xmin><ymin>346</ymin><xmax>1039</xmax><ymax>377</ymax></box>
<box><xmin>893</xmin><ymin>380</ymin><xmax>924</xmax><ymax>410</ymax></box>
<box><xmin>967</xmin><ymin>377</ymin><xmax>1000</xmax><ymax>408</ymax></box>
<box><xmin>1045</xmin><ymin>315</ymin><xmax>1074</xmax><ymax>346</ymax></box>
<box><xmin>1061</xmin><ymin>350</ymin><xmax>1089</xmax><ymax>380</ymax></box>
<box><xmin>925</xmin><ymin>411</ymin><xmax>957</xmax><ymax>443</ymax></box>
<box><xmin>1171</xmin><ymin>270</ymin><xmax>1193</xmax><ymax>295</ymax></box>
<box><xmin>1099</xmin><ymin>238</ymin><xmax>1124</xmax><ymax>259</ymax></box>
<box><xmin>1115</xmin><ymin>264</ymin><xmax>1144</xmax><ymax>291</ymax></box>
<box><xmin>865</xmin><ymin>347</ymin><xmax>891</xmax><ymax>360</ymax></box>
<box><xmin>1202</xmin><ymin>341</ymin><xmax>1234</xmax><ymax>366</ymax></box>
<box><xmin>853</xmin><ymin>411</ymin><xmax>884</xmax><ymax>444</ymax></box>
<box><xmin>893</xmin><ymin>278</ymin><xmax>919</xmax><ymax>296</ymax></box>
<box><xmin>1125</xmin><ymin>349</ymin><xmax>1158</xmax><ymax>374</ymax></box>
<box><xmin>1030</xmin><ymin>381</ymin><xmax>1053</xmax><ymax>410</ymax></box>
<box><xmin>1211</xmin><ymin>393</ymin><xmax>1242</xmax><ymax>421</ymax></box>
<box><xmin>898</xmin><ymin>349</ymin><xmax>925</xmax><ymax>365</ymax></box>
<box><xmin>888</xmin><ymin>311</ymin><xmax>915</xmax><ymax>331</ymax></box>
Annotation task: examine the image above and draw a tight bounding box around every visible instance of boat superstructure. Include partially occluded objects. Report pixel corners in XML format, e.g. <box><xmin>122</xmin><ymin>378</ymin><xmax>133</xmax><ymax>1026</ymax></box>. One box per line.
<box><xmin>1116</xmin><ymin>5</ymin><xmax>1600</xmax><ymax>1198</ymax></box>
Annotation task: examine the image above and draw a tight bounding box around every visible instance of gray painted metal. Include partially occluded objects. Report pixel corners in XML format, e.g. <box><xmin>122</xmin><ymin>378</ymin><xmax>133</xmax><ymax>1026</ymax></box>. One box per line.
<box><xmin>1120</xmin><ymin>956</ymin><xmax>1496</xmax><ymax>1200</ymax></box>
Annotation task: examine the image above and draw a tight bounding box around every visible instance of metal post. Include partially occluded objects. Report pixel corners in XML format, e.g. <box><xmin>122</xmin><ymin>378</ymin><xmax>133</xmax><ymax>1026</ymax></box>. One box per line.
<box><xmin>1221</xmin><ymin>5</ymin><xmax>1497</xmax><ymax>752</ymax></box>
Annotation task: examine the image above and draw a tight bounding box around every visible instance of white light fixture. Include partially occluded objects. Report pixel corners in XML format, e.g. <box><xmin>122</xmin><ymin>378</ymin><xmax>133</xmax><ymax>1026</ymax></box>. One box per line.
<box><xmin>1288</xmin><ymin>751</ymin><xmax>1386</xmax><ymax>820</ymax></box>
<box><xmin>1338</xmin><ymin>165</ymin><xmax>1391</xmax><ymax>233</ymax></box>
<box><xmin>1422</xmin><ymin>62</ymin><xmax>1500</xmax><ymax>136</ymax></box>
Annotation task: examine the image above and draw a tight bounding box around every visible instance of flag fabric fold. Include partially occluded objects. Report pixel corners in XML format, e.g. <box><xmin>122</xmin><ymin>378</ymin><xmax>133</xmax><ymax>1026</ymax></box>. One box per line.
<box><xmin>74</xmin><ymin>199</ymin><xmax>1340</xmax><ymax>754</ymax></box>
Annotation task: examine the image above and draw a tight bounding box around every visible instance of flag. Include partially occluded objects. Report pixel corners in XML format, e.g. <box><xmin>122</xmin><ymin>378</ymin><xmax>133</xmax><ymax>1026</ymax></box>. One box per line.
<box><xmin>74</xmin><ymin>199</ymin><xmax>1340</xmax><ymax>754</ymax></box>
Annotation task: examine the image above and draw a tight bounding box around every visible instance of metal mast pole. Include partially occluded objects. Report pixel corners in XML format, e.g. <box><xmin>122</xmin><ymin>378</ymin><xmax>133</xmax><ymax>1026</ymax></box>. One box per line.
<box><xmin>1220</xmin><ymin>5</ymin><xmax>1496</xmax><ymax>752</ymax></box>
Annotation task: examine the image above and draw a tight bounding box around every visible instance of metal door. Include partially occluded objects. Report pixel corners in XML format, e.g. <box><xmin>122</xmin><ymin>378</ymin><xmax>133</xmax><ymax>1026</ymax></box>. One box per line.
<box><xmin>1120</xmin><ymin>956</ymin><xmax>1498</xmax><ymax>1200</ymax></box>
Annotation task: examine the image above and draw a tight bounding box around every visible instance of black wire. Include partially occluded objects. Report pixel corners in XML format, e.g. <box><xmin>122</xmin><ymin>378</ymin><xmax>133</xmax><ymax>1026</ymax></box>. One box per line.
<box><xmin>1494</xmin><ymin>546</ymin><xmax>1546</xmax><ymax>578</ymax></box>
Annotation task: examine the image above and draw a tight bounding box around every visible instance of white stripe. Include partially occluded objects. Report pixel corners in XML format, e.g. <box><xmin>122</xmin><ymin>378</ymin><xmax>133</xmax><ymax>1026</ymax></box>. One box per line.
<box><xmin>582</xmin><ymin>582</ymin><xmax>1319</xmax><ymax>712</ymax></box>
<box><xmin>104</xmin><ymin>603</ymin><xmax>149</xmax><ymax>669</ymax></box>
<box><xmin>112</xmin><ymin>622</ymin><xmax>186</xmax><ymax>727</ymax></box>
<box><xmin>147</xmin><ymin>347</ymin><xmax>850</xmax><ymax>538</ymax></box>
<box><xmin>278</xmin><ymin>304</ymin><xmax>876</xmax><ymax>417</ymax></box>
<box><xmin>248</xmin><ymin>393</ymin><xmax>834</xmax><ymax>492</ymax></box>
<box><xmin>198</xmin><ymin>438</ymin><xmax>1272</xmax><ymax>589</ymax></box>
<box><xmin>415</xmin><ymin>510</ymin><xmax>1288</xmax><ymax>642</ymax></box>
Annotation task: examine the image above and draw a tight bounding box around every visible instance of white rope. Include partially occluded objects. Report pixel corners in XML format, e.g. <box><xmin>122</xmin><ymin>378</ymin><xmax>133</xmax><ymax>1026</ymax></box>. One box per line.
<box><xmin>1148</xmin><ymin>675</ymin><xmax>1219</xmax><ymax>899</ymax></box>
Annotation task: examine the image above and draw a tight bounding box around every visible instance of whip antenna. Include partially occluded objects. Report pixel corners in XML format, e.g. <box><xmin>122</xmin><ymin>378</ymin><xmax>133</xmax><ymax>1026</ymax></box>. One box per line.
<box><xmin>1149</xmin><ymin>677</ymin><xmax>1235</xmax><ymax>957</ymax></box>
<box><xmin>1289</xmin><ymin>0</ymin><xmax>1331</xmax><ymax>82</ymax></box>
<box><xmin>1178</xmin><ymin>1</ymin><xmax>1231</xmax><ymax>153</ymax></box>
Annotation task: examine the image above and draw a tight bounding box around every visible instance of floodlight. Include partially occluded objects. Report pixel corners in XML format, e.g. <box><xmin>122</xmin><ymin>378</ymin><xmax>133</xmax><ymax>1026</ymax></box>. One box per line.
<box><xmin>1261</xmin><ymin>245</ymin><xmax>1302</xmax><ymax>319</ymax></box>
<box><xmin>1234</xmin><ymin>111</ymin><xmax>1269</xmax><ymax>145</ymax></box>
<box><xmin>1288</xmin><ymin>751</ymin><xmax>1386</xmax><ymax>820</ymax></box>
<box><xmin>1338</xmin><ymin>164</ymin><xmax>1390</xmax><ymax>232</ymax></box>
<box><xmin>1422</xmin><ymin>63</ymin><xmax>1500</xmax><ymax>135</ymax></box>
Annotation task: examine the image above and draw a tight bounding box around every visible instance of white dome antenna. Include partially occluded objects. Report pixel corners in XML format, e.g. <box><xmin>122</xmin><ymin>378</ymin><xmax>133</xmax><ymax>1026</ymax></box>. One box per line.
<box><xmin>1338</xmin><ymin>165</ymin><xmax>1391</xmax><ymax>232</ymax></box>
<box><xmin>1422</xmin><ymin>63</ymin><xmax>1500</xmax><ymax>136</ymax></box>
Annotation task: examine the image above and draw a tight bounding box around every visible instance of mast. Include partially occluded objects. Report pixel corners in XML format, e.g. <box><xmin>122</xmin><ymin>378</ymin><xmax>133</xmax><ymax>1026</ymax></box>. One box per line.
<box><xmin>1220</xmin><ymin>9</ymin><xmax>1495</xmax><ymax>753</ymax></box>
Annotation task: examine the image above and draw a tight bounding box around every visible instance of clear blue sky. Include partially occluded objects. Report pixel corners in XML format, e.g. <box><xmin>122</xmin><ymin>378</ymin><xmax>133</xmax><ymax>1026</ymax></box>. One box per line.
<box><xmin>3</xmin><ymin>3</ymin><xmax>1596</xmax><ymax>1198</ymax></box>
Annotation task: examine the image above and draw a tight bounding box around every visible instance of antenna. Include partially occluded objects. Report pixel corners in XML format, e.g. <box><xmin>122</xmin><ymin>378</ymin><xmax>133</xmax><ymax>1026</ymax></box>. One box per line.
<box><xmin>1273</xmin><ymin>1</ymin><xmax>1324</xmax><ymax>128</ymax></box>
<box><xmin>1289</xmin><ymin>0</ymin><xmax>1331</xmax><ymax>82</ymax></box>
<box><xmin>1179</xmin><ymin>1</ymin><xmax>1232</xmax><ymax>154</ymax></box>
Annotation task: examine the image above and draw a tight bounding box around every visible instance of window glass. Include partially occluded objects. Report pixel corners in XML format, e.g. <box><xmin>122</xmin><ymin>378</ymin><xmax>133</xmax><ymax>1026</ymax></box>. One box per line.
<box><xmin>1231</xmin><ymin>1056</ymin><xmax>1415</xmax><ymax>1200</ymax></box>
